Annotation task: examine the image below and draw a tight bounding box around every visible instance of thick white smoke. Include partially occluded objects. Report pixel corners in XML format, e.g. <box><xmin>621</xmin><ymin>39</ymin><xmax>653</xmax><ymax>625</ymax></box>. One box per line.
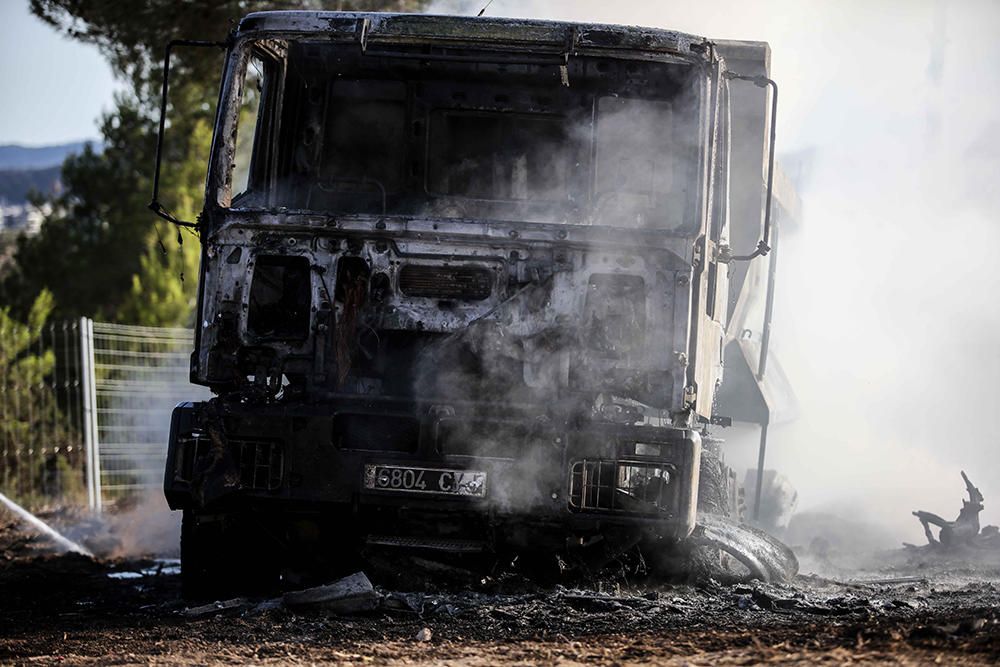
<box><xmin>432</xmin><ymin>0</ymin><xmax>1000</xmax><ymax>545</ymax></box>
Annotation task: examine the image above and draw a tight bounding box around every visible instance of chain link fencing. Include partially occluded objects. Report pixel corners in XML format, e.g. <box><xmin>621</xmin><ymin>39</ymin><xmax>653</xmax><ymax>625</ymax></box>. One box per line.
<box><xmin>1</xmin><ymin>318</ymin><xmax>208</xmax><ymax>512</ymax></box>
<box><xmin>90</xmin><ymin>322</ymin><xmax>209</xmax><ymax>509</ymax></box>
<box><xmin>1</xmin><ymin>320</ymin><xmax>88</xmax><ymax>510</ymax></box>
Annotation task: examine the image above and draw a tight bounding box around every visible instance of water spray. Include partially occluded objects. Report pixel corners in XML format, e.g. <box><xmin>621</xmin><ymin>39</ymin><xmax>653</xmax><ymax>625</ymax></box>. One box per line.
<box><xmin>0</xmin><ymin>491</ymin><xmax>94</xmax><ymax>558</ymax></box>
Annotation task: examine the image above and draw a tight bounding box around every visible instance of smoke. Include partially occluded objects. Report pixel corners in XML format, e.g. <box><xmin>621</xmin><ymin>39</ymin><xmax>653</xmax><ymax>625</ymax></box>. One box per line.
<box><xmin>59</xmin><ymin>493</ymin><xmax>180</xmax><ymax>560</ymax></box>
<box><xmin>430</xmin><ymin>0</ymin><xmax>1000</xmax><ymax>545</ymax></box>
<box><xmin>102</xmin><ymin>494</ymin><xmax>180</xmax><ymax>559</ymax></box>
<box><xmin>81</xmin><ymin>325</ymin><xmax>209</xmax><ymax>558</ymax></box>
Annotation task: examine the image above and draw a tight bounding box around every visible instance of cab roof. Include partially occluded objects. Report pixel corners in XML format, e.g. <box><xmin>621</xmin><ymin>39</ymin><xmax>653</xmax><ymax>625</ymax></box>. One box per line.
<box><xmin>237</xmin><ymin>11</ymin><xmax>714</xmax><ymax>62</ymax></box>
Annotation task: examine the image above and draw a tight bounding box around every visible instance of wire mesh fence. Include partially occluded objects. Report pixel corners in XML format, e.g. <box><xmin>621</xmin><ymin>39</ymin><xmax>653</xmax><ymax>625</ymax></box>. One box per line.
<box><xmin>1</xmin><ymin>320</ymin><xmax>88</xmax><ymax>511</ymax></box>
<box><xmin>91</xmin><ymin>322</ymin><xmax>209</xmax><ymax>509</ymax></box>
<box><xmin>1</xmin><ymin>318</ymin><xmax>208</xmax><ymax>512</ymax></box>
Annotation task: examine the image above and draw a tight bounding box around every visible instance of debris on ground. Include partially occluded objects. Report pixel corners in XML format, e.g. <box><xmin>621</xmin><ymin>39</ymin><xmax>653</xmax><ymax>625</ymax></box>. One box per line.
<box><xmin>2</xmin><ymin>510</ymin><xmax>1000</xmax><ymax>664</ymax></box>
<box><xmin>911</xmin><ymin>472</ymin><xmax>1000</xmax><ymax>550</ymax></box>
<box><xmin>283</xmin><ymin>571</ymin><xmax>380</xmax><ymax>613</ymax></box>
<box><xmin>182</xmin><ymin>597</ymin><xmax>251</xmax><ymax>618</ymax></box>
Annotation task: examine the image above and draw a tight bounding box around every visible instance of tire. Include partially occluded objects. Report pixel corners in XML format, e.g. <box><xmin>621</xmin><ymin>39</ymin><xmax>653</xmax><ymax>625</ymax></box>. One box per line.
<box><xmin>180</xmin><ymin>509</ymin><xmax>217</xmax><ymax>600</ymax></box>
<box><xmin>181</xmin><ymin>510</ymin><xmax>281</xmax><ymax>600</ymax></box>
<box><xmin>697</xmin><ymin>444</ymin><xmax>740</xmax><ymax>518</ymax></box>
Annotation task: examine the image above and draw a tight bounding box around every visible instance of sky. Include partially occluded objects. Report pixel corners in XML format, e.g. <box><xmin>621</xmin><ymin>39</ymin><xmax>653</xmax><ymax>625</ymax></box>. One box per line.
<box><xmin>0</xmin><ymin>1</ymin><xmax>116</xmax><ymax>146</ymax></box>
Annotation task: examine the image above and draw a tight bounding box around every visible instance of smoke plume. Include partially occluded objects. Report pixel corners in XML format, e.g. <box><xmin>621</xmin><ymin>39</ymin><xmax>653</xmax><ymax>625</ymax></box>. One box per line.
<box><xmin>432</xmin><ymin>0</ymin><xmax>1000</xmax><ymax>546</ymax></box>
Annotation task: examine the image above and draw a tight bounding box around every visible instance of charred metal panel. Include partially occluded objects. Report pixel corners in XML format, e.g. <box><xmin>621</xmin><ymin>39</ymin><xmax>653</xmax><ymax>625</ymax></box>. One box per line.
<box><xmin>237</xmin><ymin>12</ymin><xmax>705</xmax><ymax>61</ymax></box>
<box><xmin>196</xmin><ymin>220</ymin><xmax>691</xmax><ymax>413</ymax></box>
<box><xmin>398</xmin><ymin>265</ymin><xmax>493</xmax><ymax>301</ymax></box>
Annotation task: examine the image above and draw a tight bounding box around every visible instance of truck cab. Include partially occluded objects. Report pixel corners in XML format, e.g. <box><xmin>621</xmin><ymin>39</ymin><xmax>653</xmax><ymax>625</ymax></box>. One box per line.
<box><xmin>160</xmin><ymin>11</ymin><xmax>777</xmax><ymax>595</ymax></box>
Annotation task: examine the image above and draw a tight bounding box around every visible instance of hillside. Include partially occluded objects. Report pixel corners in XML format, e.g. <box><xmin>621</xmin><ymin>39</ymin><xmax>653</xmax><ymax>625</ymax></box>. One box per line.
<box><xmin>0</xmin><ymin>140</ymin><xmax>101</xmax><ymax>205</ymax></box>
<box><xmin>0</xmin><ymin>165</ymin><xmax>61</xmax><ymax>204</ymax></box>
<box><xmin>0</xmin><ymin>141</ymin><xmax>94</xmax><ymax>170</ymax></box>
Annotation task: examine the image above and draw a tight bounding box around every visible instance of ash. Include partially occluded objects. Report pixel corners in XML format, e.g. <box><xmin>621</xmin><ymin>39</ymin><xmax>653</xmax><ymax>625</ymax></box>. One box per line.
<box><xmin>3</xmin><ymin>511</ymin><xmax>1000</xmax><ymax>665</ymax></box>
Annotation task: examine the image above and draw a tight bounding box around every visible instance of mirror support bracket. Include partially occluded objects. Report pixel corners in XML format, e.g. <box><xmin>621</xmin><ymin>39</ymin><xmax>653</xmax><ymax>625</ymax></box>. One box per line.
<box><xmin>720</xmin><ymin>72</ymin><xmax>778</xmax><ymax>263</ymax></box>
<box><xmin>149</xmin><ymin>38</ymin><xmax>228</xmax><ymax>229</ymax></box>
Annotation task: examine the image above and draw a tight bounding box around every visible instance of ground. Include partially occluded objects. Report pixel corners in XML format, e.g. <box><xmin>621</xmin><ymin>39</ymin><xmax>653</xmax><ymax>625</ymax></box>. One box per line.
<box><xmin>2</xmin><ymin>511</ymin><xmax>1000</xmax><ymax>665</ymax></box>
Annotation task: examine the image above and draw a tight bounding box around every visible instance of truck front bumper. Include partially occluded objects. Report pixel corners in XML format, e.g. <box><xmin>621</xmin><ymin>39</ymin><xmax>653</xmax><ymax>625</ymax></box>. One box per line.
<box><xmin>164</xmin><ymin>399</ymin><xmax>701</xmax><ymax>544</ymax></box>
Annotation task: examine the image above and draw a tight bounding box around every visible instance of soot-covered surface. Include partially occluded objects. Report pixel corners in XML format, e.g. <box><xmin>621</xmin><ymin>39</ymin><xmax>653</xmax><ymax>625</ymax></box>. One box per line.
<box><xmin>2</xmin><ymin>512</ymin><xmax>1000</xmax><ymax>665</ymax></box>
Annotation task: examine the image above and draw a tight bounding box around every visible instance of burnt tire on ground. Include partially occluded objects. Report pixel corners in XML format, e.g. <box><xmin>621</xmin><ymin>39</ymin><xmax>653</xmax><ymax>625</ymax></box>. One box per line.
<box><xmin>661</xmin><ymin>447</ymin><xmax>797</xmax><ymax>583</ymax></box>
<box><xmin>691</xmin><ymin>513</ymin><xmax>799</xmax><ymax>583</ymax></box>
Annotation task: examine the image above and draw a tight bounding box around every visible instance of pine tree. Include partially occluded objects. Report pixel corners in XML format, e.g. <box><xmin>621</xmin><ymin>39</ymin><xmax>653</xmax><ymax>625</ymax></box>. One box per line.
<box><xmin>3</xmin><ymin>1</ymin><xmax>428</xmax><ymax>326</ymax></box>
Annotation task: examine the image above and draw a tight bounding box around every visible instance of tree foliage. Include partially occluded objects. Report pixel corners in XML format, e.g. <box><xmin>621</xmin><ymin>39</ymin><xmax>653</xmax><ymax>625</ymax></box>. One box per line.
<box><xmin>0</xmin><ymin>289</ymin><xmax>56</xmax><ymax>453</ymax></box>
<box><xmin>3</xmin><ymin>99</ymin><xmax>159</xmax><ymax>322</ymax></box>
<box><xmin>2</xmin><ymin>0</ymin><xmax>426</xmax><ymax>326</ymax></box>
<box><xmin>0</xmin><ymin>290</ymin><xmax>86</xmax><ymax>507</ymax></box>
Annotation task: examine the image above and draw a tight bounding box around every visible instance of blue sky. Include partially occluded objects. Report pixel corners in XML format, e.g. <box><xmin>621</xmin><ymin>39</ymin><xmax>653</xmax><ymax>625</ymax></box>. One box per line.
<box><xmin>0</xmin><ymin>1</ymin><xmax>116</xmax><ymax>145</ymax></box>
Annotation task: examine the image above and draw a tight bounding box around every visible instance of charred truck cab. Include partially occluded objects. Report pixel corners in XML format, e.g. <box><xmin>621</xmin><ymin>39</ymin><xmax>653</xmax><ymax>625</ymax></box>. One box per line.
<box><xmin>160</xmin><ymin>11</ymin><xmax>783</xmax><ymax>595</ymax></box>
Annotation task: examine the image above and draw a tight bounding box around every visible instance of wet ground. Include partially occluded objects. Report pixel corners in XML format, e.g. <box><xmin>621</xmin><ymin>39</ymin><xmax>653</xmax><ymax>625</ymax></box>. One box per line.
<box><xmin>3</xmin><ymin>511</ymin><xmax>1000</xmax><ymax>665</ymax></box>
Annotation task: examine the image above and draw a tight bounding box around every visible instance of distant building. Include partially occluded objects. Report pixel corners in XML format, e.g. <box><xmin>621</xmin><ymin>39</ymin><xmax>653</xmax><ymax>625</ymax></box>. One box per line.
<box><xmin>0</xmin><ymin>199</ymin><xmax>51</xmax><ymax>236</ymax></box>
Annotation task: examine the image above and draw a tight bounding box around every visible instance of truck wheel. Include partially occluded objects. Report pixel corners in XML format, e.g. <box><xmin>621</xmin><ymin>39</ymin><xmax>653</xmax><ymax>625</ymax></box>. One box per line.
<box><xmin>181</xmin><ymin>509</ymin><xmax>219</xmax><ymax>600</ymax></box>
<box><xmin>181</xmin><ymin>510</ymin><xmax>281</xmax><ymax>600</ymax></box>
<box><xmin>698</xmin><ymin>447</ymin><xmax>740</xmax><ymax>518</ymax></box>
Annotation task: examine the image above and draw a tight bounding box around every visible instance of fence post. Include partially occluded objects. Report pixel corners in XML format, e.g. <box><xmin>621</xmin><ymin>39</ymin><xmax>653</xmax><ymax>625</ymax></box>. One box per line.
<box><xmin>80</xmin><ymin>317</ymin><xmax>102</xmax><ymax>512</ymax></box>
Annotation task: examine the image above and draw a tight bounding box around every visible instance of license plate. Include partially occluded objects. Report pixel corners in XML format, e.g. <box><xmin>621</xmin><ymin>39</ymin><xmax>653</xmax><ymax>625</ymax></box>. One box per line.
<box><xmin>363</xmin><ymin>464</ymin><xmax>487</xmax><ymax>497</ymax></box>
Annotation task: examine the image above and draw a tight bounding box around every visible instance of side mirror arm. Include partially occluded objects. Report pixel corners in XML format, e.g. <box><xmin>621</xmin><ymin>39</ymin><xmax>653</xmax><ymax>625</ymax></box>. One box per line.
<box><xmin>719</xmin><ymin>73</ymin><xmax>778</xmax><ymax>263</ymax></box>
<box><xmin>148</xmin><ymin>38</ymin><xmax>228</xmax><ymax>229</ymax></box>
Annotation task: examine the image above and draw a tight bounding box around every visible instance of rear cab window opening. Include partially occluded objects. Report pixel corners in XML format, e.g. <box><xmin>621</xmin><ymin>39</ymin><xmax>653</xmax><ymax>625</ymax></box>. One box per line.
<box><xmin>219</xmin><ymin>38</ymin><xmax>704</xmax><ymax>231</ymax></box>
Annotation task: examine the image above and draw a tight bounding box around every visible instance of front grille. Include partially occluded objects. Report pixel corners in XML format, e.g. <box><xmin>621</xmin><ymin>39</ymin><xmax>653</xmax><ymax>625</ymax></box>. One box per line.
<box><xmin>176</xmin><ymin>432</ymin><xmax>284</xmax><ymax>491</ymax></box>
<box><xmin>569</xmin><ymin>459</ymin><xmax>676</xmax><ymax>515</ymax></box>
<box><xmin>399</xmin><ymin>265</ymin><xmax>492</xmax><ymax>301</ymax></box>
<box><xmin>234</xmin><ymin>439</ymin><xmax>284</xmax><ymax>491</ymax></box>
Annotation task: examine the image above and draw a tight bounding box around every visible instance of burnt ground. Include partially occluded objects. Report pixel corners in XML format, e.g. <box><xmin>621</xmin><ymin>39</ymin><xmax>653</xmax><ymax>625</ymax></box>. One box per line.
<box><xmin>3</xmin><ymin>512</ymin><xmax>1000</xmax><ymax>665</ymax></box>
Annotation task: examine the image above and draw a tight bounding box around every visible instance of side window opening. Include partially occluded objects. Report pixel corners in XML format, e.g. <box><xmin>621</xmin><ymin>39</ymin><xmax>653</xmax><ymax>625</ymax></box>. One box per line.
<box><xmin>706</xmin><ymin>261</ymin><xmax>718</xmax><ymax>319</ymax></box>
<box><xmin>707</xmin><ymin>82</ymin><xmax>730</xmax><ymax>324</ymax></box>
<box><xmin>710</xmin><ymin>80</ymin><xmax>731</xmax><ymax>244</ymax></box>
<box><xmin>232</xmin><ymin>53</ymin><xmax>277</xmax><ymax>206</ymax></box>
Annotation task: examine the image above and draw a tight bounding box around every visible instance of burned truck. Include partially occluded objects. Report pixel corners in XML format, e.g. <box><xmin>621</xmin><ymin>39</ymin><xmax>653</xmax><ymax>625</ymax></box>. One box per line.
<box><xmin>155</xmin><ymin>11</ymin><xmax>791</xmax><ymax>596</ymax></box>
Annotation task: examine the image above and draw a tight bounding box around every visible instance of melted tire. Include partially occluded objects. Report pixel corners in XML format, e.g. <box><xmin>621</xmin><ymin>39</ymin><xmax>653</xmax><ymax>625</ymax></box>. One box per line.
<box><xmin>691</xmin><ymin>513</ymin><xmax>799</xmax><ymax>583</ymax></box>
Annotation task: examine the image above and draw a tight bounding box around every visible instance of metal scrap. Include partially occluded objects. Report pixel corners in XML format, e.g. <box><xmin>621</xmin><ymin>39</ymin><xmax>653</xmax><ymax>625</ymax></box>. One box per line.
<box><xmin>912</xmin><ymin>472</ymin><xmax>1000</xmax><ymax>549</ymax></box>
<box><xmin>283</xmin><ymin>571</ymin><xmax>380</xmax><ymax>614</ymax></box>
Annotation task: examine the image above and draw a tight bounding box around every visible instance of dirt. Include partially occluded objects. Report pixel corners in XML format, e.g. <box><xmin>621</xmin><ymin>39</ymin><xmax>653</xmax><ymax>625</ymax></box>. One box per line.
<box><xmin>2</xmin><ymin>511</ymin><xmax>1000</xmax><ymax>665</ymax></box>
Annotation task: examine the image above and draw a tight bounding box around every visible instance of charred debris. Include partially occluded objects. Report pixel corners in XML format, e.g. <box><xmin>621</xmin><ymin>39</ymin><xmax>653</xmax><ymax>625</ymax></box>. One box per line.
<box><xmin>910</xmin><ymin>472</ymin><xmax>1000</xmax><ymax>552</ymax></box>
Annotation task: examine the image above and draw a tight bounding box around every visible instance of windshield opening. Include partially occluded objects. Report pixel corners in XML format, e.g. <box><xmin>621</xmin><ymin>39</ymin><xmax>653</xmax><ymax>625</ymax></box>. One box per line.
<box><xmin>226</xmin><ymin>40</ymin><xmax>703</xmax><ymax>230</ymax></box>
